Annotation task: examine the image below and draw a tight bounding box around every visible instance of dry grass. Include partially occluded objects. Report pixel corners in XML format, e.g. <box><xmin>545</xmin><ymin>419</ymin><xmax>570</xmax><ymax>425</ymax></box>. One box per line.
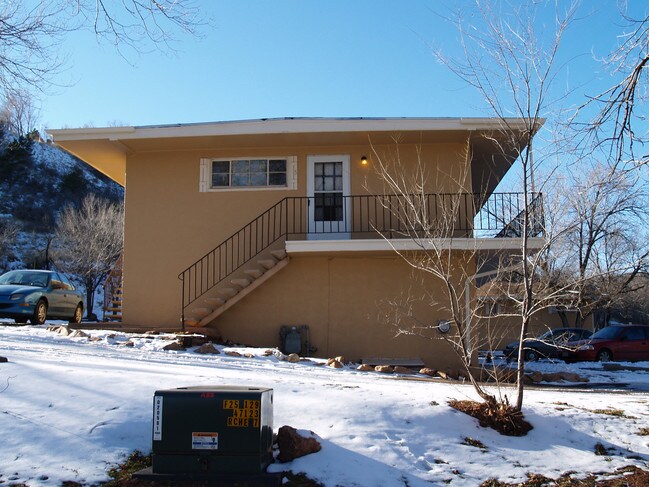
<box><xmin>449</xmin><ymin>399</ymin><xmax>533</xmax><ymax>436</ymax></box>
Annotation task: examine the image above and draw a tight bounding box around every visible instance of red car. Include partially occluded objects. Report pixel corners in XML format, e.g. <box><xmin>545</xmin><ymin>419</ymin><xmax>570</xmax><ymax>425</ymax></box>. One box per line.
<box><xmin>562</xmin><ymin>324</ymin><xmax>649</xmax><ymax>362</ymax></box>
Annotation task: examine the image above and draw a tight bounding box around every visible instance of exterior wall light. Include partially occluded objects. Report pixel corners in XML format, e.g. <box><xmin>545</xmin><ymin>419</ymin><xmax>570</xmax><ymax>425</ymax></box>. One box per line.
<box><xmin>437</xmin><ymin>320</ymin><xmax>452</xmax><ymax>334</ymax></box>
<box><xmin>361</xmin><ymin>156</ymin><xmax>369</xmax><ymax>166</ymax></box>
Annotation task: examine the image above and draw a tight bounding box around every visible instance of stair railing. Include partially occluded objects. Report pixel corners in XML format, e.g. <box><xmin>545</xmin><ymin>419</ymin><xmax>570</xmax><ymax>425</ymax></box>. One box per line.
<box><xmin>178</xmin><ymin>192</ymin><xmax>543</xmax><ymax>328</ymax></box>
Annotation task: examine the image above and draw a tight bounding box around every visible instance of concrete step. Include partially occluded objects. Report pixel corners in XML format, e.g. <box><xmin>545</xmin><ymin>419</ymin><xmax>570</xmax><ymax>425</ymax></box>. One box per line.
<box><xmin>218</xmin><ymin>287</ymin><xmax>239</xmax><ymax>298</ymax></box>
<box><xmin>258</xmin><ymin>259</ymin><xmax>277</xmax><ymax>270</ymax></box>
<box><xmin>270</xmin><ymin>249</ymin><xmax>287</xmax><ymax>260</ymax></box>
<box><xmin>204</xmin><ymin>297</ymin><xmax>225</xmax><ymax>307</ymax></box>
<box><xmin>190</xmin><ymin>307</ymin><xmax>212</xmax><ymax>319</ymax></box>
<box><xmin>231</xmin><ymin>278</ymin><xmax>251</xmax><ymax>289</ymax></box>
<box><xmin>244</xmin><ymin>268</ymin><xmax>264</xmax><ymax>279</ymax></box>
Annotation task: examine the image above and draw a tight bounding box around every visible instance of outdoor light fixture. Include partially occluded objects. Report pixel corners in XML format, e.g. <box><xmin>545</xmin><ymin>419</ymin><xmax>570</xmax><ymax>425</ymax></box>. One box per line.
<box><xmin>437</xmin><ymin>320</ymin><xmax>452</xmax><ymax>334</ymax></box>
<box><xmin>361</xmin><ymin>156</ymin><xmax>369</xmax><ymax>166</ymax></box>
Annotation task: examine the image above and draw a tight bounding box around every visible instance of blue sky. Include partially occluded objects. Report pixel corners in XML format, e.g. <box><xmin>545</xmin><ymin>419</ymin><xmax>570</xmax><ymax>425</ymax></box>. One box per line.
<box><xmin>40</xmin><ymin>0</ymin><xmax>648</xmax><ymax>130</ymax></box>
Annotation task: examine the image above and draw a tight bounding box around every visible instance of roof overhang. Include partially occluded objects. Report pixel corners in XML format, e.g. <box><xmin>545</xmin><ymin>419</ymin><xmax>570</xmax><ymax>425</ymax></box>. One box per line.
<box><xmin>47</xmin><ymin>117</ymin><xmax>543</xmax><ymax>188</ymax></box>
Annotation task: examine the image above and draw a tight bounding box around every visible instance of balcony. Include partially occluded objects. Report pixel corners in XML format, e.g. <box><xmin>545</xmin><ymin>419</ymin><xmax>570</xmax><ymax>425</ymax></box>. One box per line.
<box><xmin>179</xmin><ymin>192</ymin><xmax>543</xmax><ymax>323</ymax></box>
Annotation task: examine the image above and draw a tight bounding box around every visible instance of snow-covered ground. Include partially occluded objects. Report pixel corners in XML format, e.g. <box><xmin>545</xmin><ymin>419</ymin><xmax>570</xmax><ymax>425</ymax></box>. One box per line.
<box><xmin>0</xmin><ymin>323</ymin><xmax>648</xmax><ymax>487</ymax></box>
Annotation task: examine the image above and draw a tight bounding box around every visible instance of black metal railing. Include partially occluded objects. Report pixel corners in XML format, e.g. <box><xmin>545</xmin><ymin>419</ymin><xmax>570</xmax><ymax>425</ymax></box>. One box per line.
<box><xmin>178</xmin><ymin>192</ymin><xmax>543</xmax><ymax>326</ymax></box>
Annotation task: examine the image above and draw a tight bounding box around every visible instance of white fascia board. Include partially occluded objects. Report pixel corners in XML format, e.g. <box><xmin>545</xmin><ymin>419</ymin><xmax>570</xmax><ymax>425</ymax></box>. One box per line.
<box><xmin>46</xmin><ymin>117</ymin><xmax>539</xmax><ymax>142</ymax></box>
<box><xmin>286</xmin><ymin>237</ymin><xmax>546</xmax><ymax>254</ymax></box>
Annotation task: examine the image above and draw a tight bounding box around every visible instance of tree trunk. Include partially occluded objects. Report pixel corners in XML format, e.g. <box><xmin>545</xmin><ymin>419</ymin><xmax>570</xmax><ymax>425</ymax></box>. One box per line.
<box><xmin>85</xmin><ymin>278</ymin><xmax>95</xmax><ymax>317</ymax></box>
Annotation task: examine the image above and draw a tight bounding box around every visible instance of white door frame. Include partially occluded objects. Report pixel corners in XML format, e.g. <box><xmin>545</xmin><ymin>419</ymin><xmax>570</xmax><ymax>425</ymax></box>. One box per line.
<box><xmin>306</xmin><ymin>154</ymin><xmax>351</xmax><ymax>240</ymax></box>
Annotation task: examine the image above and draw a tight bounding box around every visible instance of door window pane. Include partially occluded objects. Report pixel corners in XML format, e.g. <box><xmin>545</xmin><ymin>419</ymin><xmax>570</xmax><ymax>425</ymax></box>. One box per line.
<box><xmin>314</xmin><ymin>193</ymin><xmax>343</xmax><ymax>222</ymax></box>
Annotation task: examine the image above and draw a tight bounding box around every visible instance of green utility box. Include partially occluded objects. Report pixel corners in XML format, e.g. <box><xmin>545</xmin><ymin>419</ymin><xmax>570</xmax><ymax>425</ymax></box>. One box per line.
<box><xmin>151</xmin><ymin>386</ymin><xmax>273</xmax><ymax>474</ymax></box>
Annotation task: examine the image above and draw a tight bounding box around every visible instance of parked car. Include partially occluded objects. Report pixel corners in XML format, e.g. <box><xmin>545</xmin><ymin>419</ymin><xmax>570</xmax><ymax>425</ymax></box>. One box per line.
<box><xmin>503</xmin><ymin>327</ymin><xmax>593</xmax><ymax>361</ymax></box>
<box><xmin>562</xmin><ymin>324</ymin><xmax>649</xmax><ymax>363</ymax></box>
<box><xmin>0</xmin><ymin>270</ymin><xmax>84</xmax><ymax>325</ymax></box>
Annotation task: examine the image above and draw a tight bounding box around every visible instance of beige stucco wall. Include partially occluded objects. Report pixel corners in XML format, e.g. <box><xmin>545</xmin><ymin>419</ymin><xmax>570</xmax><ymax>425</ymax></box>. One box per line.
<box><xmin>211</xmin><ymin>253</ymin><xmax>473</xmax><ymax>369</ymax></box>
<box><xmin>121</xmin><ymin>140</ymin><xmax>471</xmax><ymax>330</ymax></box>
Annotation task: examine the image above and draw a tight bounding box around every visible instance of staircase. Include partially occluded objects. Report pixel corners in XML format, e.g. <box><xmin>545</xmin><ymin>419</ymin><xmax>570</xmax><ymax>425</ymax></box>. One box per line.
<box><xmin>103</xmin><ymin>255</ymin><xmax>123</xmax><ymax>322</ymax></box>
<box><xmin>177</xmin><ymin>192</ymin><xmax>542</xmax><ymax>329</ymax></box>
<box><xmin>185</xmin><ymin>248</ymin><xmax>289</xmax><ymax>327</ymax></box>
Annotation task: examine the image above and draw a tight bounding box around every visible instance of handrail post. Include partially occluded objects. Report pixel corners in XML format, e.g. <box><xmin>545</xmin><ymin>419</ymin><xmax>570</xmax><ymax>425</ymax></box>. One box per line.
<box><xmin>181</xmin><ymin>274</ymin><xmax>185</xmax><ymax>332</ymax></box>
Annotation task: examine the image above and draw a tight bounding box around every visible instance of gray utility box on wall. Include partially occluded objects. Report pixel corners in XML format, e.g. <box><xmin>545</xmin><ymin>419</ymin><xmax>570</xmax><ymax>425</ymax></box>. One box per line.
<box><xmin>151</xmin><ymin>386</ymin><xmax>273</xmax><ymax>475</ymax></box>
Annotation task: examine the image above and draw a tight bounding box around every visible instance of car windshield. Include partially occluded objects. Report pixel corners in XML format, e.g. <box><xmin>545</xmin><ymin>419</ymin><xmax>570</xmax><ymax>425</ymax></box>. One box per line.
<box><xmin>591</xmin><ymin>326</ymin><xmax>622</xmax><ymax>340</ymax></box>
<box><xmin>537</xmin><ymin>330</ymin><xmax>554</xmax><ymax>340</ymax></box>
<box><xmin>0</xmin><ymin>270</ymin><xmax>50</xmax><ymax>287</ymax></box>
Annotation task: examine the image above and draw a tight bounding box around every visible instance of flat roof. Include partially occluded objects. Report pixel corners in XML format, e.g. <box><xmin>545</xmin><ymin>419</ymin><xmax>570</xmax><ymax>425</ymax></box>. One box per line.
<box><xmin>47</xmin><ymin>117</ymin><xmax>538</xmax><ymax>141</ymax></box>
<box><xmin>47</xmin><ymin>117</ymin><xmax>543</xmax><ymax>187</ymax></box>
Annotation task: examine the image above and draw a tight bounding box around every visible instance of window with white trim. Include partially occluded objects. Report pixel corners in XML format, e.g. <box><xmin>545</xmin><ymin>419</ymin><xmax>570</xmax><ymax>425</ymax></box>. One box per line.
<box><xmin>483</xmin><ymin>300</ymin><xmax>501</xmax><ymax>316</ymax></box>
<box><xmin>199</xmin><ymin>156</ymin><xmax>297</xmax><ymax>191</ymax></box>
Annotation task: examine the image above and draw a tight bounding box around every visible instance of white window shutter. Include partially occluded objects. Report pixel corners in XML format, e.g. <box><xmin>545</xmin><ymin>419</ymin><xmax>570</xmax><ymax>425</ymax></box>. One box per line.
<box><xmin>289</xmin><ymin>156</ymin><xmax>297</xmax><ymax>190</ymax></box>
<box><xmin>199</xmin><ymin>159</ymin><xmax>210</xmax><ymax>192</ymax></box>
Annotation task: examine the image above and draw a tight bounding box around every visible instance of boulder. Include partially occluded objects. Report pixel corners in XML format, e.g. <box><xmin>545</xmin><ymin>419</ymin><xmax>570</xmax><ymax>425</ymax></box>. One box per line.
<box><xmin>540</xmin><ymin>372</ymin><xmax>564</xmax><ymax>383</ymax></box>
<box><xmin>163</xmin><ymin>341</ymin><xmax>185</xmax><ymax>351</ymax></box>
<box><xmin>225</xmin><ymin>351</ymin><xmax>242</xmax><ymax>357</ymax></box>
<box><xmin>375</xmin><ymin>365</ymin><xmax>394</xmax><ymax>374</ymax></box>
<box><xmin>122</xmin><ymin>341</ymin><xmax>135</xmax><ymax>347</ymax></box>
<box><xmin>69</xmin><ymin>330</ymin><xmax>88</xmax><ymax>338</ymax></box>
<box><xmin>526</xmin><ymin>371</ymin><xmax>544</xmax><ymax>383</ymax></box>
<box><xmin>194</xmin><ymin>343</ymin><xmax>220</xmax><ymax>354</ymax></box>
<box><xmin>327</xmin><ymin>359</ymin><xmax>343</xmax><ymax>369</ymax></box>
<box><xmin>357</xmin><ymin>364</ymin><xmax>374</xmax><ymax>372</ymax></box>
<box><xmin>394</xmin><ymin>366</ymin><xmax>415</xmax><ymax>375</ymax></box>
<box><xmin>188</xmin><ymin>336</ymin><xmax>207</xmax><ymax>347</ymax></box>
<box><xmin>273</xmin><ymin>350</ymin><xmax>287</xmax><ymax>361</ymax></box>
<box><xmin>419</xmin><ymin>368</ymin><xmax>437</xmax><ymax>377</ymax></box>
<box><xmin>335</xmin><ymin>355</ymin><xmax>347</xmax><ymax>364</ymax></box>
<box><xmin>286</xmin><ymin>353</ymin><xmax>300</xmax><ymax>363</ymax></box>
<box><xmin>276</xmin><ymin>426</ymin><xmax>321</xmax><ymax>463</ymax></box>
<box><xmin>0</xmin><ymin>356</ymin><xmax>7</xmax><ymax>363</ymax></box>
<box><xmin>47</xmin><ymin>325</ymin><xmax>71</xmax><ymax>336</ymax></box>
<box><xmin>556</xmin><ymin>372</ymin><xmax>589</xmax><ymax>383</ymax></box>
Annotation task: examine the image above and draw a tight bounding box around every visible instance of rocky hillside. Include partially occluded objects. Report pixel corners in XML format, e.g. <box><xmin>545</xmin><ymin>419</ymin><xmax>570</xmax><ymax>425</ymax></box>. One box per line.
<box><xmin>0</xmin><ymin>125</ymin><xmax>123</xmax><ymax>270</ymax></box>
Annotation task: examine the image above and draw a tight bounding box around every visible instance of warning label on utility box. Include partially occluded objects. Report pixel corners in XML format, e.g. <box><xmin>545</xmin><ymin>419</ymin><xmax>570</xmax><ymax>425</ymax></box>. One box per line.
<box><xmin>191</xmin><ymin>432</ymin><xmax>219</xmax><ymax>450</ymax></box>
<box><xmin>223</xmin><ymin>399</ymin><xmax>260</xmax><ymax>428</ymax></box>
<box><xmin>153</xmin><ymin>396</ymin><xmax>163</xmax><ymax>441</ymax></box>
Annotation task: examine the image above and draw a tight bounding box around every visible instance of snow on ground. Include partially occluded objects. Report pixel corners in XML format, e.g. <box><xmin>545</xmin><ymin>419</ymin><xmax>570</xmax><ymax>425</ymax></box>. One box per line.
<box><xmin>0</xmin><ymin>323</ymin><xmax>648</xmax><ymax>487</ymax></box>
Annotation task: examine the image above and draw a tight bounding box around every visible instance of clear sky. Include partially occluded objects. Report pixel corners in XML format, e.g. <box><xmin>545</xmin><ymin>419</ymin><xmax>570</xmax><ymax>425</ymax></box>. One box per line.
<box><xmin>39</xmin><ymin>0</ymin><xmax>648</xmax><ymax>130</ymax></box>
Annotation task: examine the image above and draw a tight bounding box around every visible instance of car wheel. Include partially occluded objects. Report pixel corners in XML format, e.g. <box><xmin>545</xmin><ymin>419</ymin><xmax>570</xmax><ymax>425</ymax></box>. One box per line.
<box><xmin>596</xmin><ymin>349</ymin><xmax>612</xmax><ymax>362</ymax></box>
<box><xmin>525</xmin><ymin>350</ymin><xmax>539</xmax><ymax>362</ymax></box>
<box><xmin>31</xmin><ymin>299</ymin><xmax>47</xmax><ymax>325</ymax></box>
<box><xmin>69</xmin><ymin>304</ymin><xmax>83</xmax><ymax>324</ymax></box>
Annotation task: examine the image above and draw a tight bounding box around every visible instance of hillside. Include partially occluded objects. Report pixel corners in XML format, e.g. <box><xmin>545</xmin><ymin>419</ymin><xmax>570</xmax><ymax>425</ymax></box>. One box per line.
<box><xmin>0</xmin><ymin>125</ymin><xmax>123</xmax><ymax>270</ymax></box>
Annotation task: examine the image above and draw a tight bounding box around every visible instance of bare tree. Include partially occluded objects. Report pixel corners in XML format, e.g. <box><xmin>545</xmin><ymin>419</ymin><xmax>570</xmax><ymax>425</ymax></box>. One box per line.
<box><xmin>0</xmin><ymin>89</ymin><xmax>41</xmax><ymax>136</ymax></box>
<box><xmin>550</xmin><ymin>161</ymin><xmax>649</xmax><ymax>327</ymax></box>
<box><xmin>0</xmin><ymin>0</ymin><xmax>204</xmax><ymax>94</ymax></box>
<box><xmin>574</xmin><ymin>8</ymin><xmax>649</xmax><ymax>170</ymax></box>
<box><xmin>394</xmin><ymin>0</ymin><xmax>580</xmax><ymax>414</ymax></box>
<box><xmin>53</xmin><ymin>195</ymin><xmax>124</xmax><ymax>318</ymax></box>
<box><xmin>0</xmin><ymin>219</ymin><xmax>18</xmax><ymax>272</ymax></box>
<box><xmin>369</xmin><ymin>139</ymin><xmax>541</xmax><ymax>411</ymax></box>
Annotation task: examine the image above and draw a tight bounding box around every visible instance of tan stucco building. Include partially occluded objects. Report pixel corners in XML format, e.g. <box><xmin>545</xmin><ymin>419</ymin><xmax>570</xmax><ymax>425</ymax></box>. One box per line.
<box><xmin>49</xmin><ymin>118</ymin><xmax>545</xmax><ymax>369</ymax></box>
